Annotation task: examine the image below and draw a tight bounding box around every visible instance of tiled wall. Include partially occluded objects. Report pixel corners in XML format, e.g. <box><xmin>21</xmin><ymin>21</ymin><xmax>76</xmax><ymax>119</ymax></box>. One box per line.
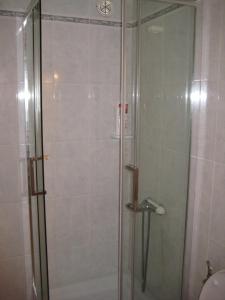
<box><xmin>0</xmin><ymin>16</ymin><xmax>32</xmax><ymax>300</ymax></box>
<box><xmin>187</xmin><ymin>0</ymin><xmax>225</xmax><ymax>299</ymax></box>
<box><xmin>42</xmin><ymin>14</ymin><xmax>121</xmax><ymax>300</ymax></box>
<box><xmin>1</xmin><ymin>2</ymin><xmax>225</xmax><ymax>300</ymax></box>
<box><xmin>42</xmin><ymin>0</ymin><xmax>122</xmax><ymax>21</ymax></box>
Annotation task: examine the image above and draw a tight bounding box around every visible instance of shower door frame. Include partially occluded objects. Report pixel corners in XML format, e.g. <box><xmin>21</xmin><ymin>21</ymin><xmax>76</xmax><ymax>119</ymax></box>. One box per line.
<box><xmin>119</xmin><ymin>0</ymin><xmax>198</xmax><ymax>300</ymax></box>
<box><xmin>24</xmin><ymin>0</ymin><xmax>49</xmax><ymax>299</ymax></box>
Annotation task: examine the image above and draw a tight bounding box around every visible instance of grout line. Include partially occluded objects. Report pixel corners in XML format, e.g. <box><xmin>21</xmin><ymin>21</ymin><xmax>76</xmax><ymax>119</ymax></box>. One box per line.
<box><xmin>42</xmin><ymin>14</ymin><xmax>122</xmax><ymax>27</ymax></box>
<box><xmin>141</xmin><ymin>3</ymin><xmax>181</xmax><ymax>24</ymax></box>
<box><xmin>0</xmin><ymin>9</ymin><xmax>25</xmax><ymax>17</ymax></box>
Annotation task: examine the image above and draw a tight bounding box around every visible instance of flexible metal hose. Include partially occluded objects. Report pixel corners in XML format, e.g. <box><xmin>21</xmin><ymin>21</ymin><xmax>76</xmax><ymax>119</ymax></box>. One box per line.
<box><xmin>141</xmin><ymin>210</ymin><xmax>151</xmax><ymax>292</ymax></box>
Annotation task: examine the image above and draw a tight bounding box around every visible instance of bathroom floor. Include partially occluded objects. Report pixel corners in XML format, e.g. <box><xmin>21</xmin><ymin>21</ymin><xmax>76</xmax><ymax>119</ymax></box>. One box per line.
<box><xmin>50</xmin><ymin>275</ymin><xmax>117</xmax><ymax>300</ymax></box>
<box><xmin>50</xmin><ymin>273</ymin><xmax>156</xmax><ymax>300</ymax></box>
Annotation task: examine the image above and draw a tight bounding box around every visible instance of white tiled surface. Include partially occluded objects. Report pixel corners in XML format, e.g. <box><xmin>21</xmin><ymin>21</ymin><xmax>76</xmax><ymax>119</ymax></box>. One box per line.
<box><xmin>187</xmin><ymin>1</ymin><xmax>225</xmax><ymax>299</ymax></box>
<box><xmin>0</xmin><ymin>256</ymin><xmax>27</xmax><ymax>300</ymax></box>
<box><xmin>0</xmin><ymin>0</ymin><xmax>122</xmax><ymax>21</ymax></box>
<box><xmin>42</xmin><ymin>0</ymin><xmax>122</xmax><ymax>21</ymax></box>
<box><xmin>0</xmin><ymin>15</ymin><xmax>32</xmax><ymax>300</ymax></box>
<box><xmin>0</xmin><ymin>0</ymin><xmax>29</xmax><ymax>12</ymax></box>
<box><xmin>42</xmin><ymin>18</ymin><xmax>120</xmax><ymax>298</ymax></box>
<box><xmin>0</xmin><ymin>17</ymin><xmax>18</xmax><ymax>83</ymax></box>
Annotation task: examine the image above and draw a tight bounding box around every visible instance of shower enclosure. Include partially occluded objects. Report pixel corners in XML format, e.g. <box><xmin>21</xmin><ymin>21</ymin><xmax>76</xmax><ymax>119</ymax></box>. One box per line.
<box><xmin>3</xmin><ymin>0</ymin><xmax>195</xmax><ymax>299</ymax></box>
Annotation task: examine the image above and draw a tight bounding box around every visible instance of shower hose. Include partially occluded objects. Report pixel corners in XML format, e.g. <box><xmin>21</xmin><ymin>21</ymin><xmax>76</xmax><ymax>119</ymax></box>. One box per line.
<box><xmin>141</xmin><ymin>210</ymin><xmax>151</xmax><ymax>293</ymax></box>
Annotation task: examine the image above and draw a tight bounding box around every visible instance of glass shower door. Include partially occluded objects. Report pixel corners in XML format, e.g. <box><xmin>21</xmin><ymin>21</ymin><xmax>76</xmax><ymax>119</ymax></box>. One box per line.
<box><xmin>24</xmin><ymin>1</ymin><xmax>49</xmax><ymax>299</ymax></box>
<box><xmin>122</xmin><ymin>1</ymin><xmax>196</xmax><ymax>300</ymax></box>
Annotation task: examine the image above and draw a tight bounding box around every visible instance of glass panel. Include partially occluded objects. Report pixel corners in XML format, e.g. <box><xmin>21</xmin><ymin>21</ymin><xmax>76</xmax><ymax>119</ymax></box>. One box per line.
<box><xmin>136</xmin><ymin>2</ymin><xmax>195</xmax><ymax>299</ymax></box>
<box><xmin>24</xmin><ymin>1</ymin><xmax>49</xmax><ymax>299</ymax></box>
<box><xmin>41</xmin><ymin>2</ymin><xmax>120</xmax><ymax>300</ymax></box>
<box><xmin>122</xmin><ymin>1</ymin><xmax>195</xmax><ymax>300</ymax></box>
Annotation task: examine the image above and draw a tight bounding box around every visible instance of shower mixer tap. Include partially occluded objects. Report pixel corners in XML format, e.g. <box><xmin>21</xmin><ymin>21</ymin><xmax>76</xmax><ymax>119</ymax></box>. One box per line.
<box><xmin>141</xmin><ymin>198</ymin><xmax>166</xmax><ymax>215</ymax></box>
<box><xmin>126</xmin><ymin>195</ymin><xmax>166</xmax><ymax>215</ymax></box>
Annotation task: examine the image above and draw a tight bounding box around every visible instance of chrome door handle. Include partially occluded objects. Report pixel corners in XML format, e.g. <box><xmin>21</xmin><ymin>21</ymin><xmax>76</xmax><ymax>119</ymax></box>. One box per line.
<box><xmin>28</xmin><ymin>156</ymin><xmax>48</xmax><ymax>196</ymax></box>
<box><xmin>126</xmin><ymin>164</ymin><xmax>139</xmax><ymax>211</ymax></box>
